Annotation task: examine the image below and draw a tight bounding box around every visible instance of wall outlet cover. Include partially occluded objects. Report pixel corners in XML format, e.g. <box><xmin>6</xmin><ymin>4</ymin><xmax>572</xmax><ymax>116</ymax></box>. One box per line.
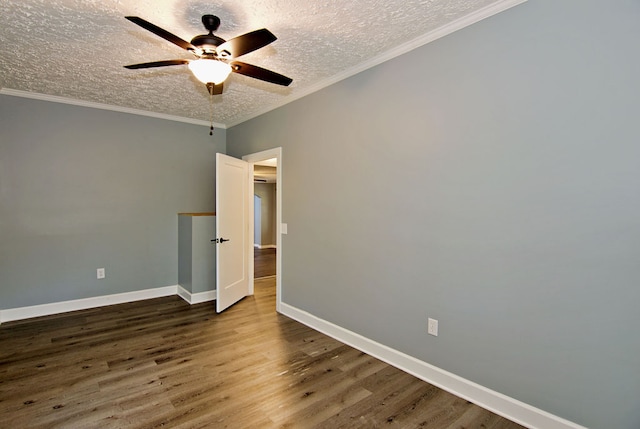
<box><xmin>428</xmin><ymin>318</ymin><xmax>438</xmax><ymax>336</ymax></box>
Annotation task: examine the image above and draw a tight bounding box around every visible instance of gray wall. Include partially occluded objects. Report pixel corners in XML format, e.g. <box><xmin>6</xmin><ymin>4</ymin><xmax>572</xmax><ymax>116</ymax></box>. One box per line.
<box><xmin>0</xmin><ymin>95</ymin><xmax>225</xmax><ymax>308</ymax></box>
<box><xmin>227</xmin><ymin>1</ymin><xmax>640</xmax><ymax>428</ymax></box>
<box><xmin>178</xmin><ymin>214</ymin><xmax>216</xmax><ymax>294</ymax></box>
<box><xmin>254</xmin><ymin>183</ymin><xmax>276</xmax><ymax>246</ymax></box>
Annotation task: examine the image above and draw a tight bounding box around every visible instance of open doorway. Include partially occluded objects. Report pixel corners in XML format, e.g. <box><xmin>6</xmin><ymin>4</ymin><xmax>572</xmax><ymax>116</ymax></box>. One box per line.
<box><xmin>243</xmin><ymin>148</ymin><xmax>283</xmax><ymax>312</ymax></box>
<box><xmin>253</xmin><ymin>162</ymin><xmax>276</xmax><ymax>279</ymax></box>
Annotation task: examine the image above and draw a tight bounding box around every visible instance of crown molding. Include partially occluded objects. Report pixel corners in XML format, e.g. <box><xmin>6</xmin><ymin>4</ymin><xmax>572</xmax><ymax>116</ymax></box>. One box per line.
<box><xmin>227</xmin><ymin>0</ymin><xmax>527</xmax><ymax>128</ymax></box>
<box><xmin>0</xmin><ymin>88</ymin><xmax>226</xmax><ymax>129</ymax></box>
<box><xmin>2</xmin><ymin>0</ymin><xmax>526</xmax><ymax>130</ymax></box>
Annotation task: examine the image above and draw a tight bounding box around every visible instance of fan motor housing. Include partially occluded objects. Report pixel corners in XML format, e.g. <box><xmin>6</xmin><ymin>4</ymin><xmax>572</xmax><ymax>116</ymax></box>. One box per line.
<box><xmin>191</xmin><ymin>34</ymin><xmax>226</xmax><ymax>51</ymax></box>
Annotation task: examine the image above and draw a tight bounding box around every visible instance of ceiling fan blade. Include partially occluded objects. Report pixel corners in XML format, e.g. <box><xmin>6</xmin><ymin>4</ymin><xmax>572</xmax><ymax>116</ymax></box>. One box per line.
<box><xmin>216</xmin><ymin>29</ymin><xmax>277</xmax><ymax>58</ymax></box>
<box><xmin>230</xmin><ymin>61</ymin><xmax>292</xmax><ymax>86</ymax></box>
<box><xmin>124</xmin><ymin>59</ymin><xmax>189</xmax><ymax>69</ymax></box>
<box><xmin>125</xmin><ymin>16</ymin><xmax>195</xmax><ymax>51</ymax></box>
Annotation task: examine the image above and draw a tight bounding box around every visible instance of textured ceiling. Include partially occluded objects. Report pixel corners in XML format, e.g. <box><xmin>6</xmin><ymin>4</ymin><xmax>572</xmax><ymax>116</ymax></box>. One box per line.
<box><xmin>0</xmin><ymin>0</ymin><xmax>524</xmax><ymax>128</ymax></box>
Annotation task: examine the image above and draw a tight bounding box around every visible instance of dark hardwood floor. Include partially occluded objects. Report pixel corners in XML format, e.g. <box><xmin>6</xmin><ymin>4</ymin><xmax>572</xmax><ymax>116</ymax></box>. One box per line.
<box><xmin>255</xmin><ymin>247</ymin><xmax>276</xmax><ymax>278</ymax></box>
<box><xmin>0</xmin><ymin>278</ymin><xmax>524</xmax><ymax>428</ymax></box>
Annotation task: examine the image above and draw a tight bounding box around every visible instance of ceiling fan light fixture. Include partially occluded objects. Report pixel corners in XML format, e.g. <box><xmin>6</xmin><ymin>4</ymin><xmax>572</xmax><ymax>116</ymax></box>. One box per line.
<box><xmin>188</xmin><ymin>59</ymin><xmax>232</xmax><ymax>84</ymax></box>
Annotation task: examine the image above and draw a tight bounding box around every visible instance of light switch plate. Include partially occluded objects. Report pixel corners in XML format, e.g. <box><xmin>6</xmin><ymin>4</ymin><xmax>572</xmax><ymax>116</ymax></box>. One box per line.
<box><xmin>281</xmin><ymin>223</ymin><xmax>288</xmax><ymax>234</ymax></box>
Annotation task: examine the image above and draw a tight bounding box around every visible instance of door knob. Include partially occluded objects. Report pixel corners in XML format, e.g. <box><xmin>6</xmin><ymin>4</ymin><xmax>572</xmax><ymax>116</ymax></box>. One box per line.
<box><xmin>211</xmin><ymin>238</ymin><xmax>230</xmax><ymax>243</ymax></box>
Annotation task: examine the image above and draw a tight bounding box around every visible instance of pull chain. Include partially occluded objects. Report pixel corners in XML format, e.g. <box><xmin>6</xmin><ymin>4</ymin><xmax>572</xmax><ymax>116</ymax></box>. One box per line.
<box><xmin>209</xmin><ymin>87</ymin><xmax>214</xmax><ymax>135</ymax></box>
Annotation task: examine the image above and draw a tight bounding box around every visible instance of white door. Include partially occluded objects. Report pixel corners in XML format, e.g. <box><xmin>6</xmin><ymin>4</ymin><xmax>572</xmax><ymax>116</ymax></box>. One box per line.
<box><xmin>216</xmin><ymin>153</ymin><xmax>250</xmax><ymax>312</ymax></box>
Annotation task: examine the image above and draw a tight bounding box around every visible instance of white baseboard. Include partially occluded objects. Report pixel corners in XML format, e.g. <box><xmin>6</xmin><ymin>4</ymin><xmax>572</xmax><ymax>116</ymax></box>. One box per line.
<box><xmin>279</xmin><ymin>302</ymin><xmax>587</xmax><ymax>429</ymax></box>
<box><xmin>0</xmin><ymin>285</ymin><xmax>179</xmax><ymax>324</ymax></box>
<box><xmin>0</xmin><ymin>285</ymin><xmax>218</xmax><ymax>324</ymax></box>
<box><xmin>177</xmin><ymin>286</ymin><xmax>216</xmax><ymax>304</ymax></box>
<box><xmin>176</xmin><ymin>286</ymin><xmax>191</xmax><ymax>303</ymax></box>
<box><xmin>254</xmin><ymin>244</ymin><xmax>277</xmax><ymax>249</ymax></box>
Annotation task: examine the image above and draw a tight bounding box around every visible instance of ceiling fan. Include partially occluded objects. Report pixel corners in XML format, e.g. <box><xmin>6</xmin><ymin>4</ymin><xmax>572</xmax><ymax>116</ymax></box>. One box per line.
<box><xmin>124</xmin><ymin>14</ymin><xmax>293</xmax><ymax>96</ymax></box>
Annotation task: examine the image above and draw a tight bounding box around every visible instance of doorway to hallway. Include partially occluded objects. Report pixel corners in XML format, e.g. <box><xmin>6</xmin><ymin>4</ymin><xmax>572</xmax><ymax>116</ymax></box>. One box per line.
<box><xmin>243</xmin><ymin>147</ymin><xmax>283</xmax><ymax>312</ymax></box>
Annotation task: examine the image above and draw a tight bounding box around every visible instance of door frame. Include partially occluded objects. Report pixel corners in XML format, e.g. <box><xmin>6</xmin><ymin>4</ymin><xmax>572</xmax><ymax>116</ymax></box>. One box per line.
<box><xmin>242</xmin><ymin>147</ymin><xmax>283</xmax><ymax>312</ymax></box>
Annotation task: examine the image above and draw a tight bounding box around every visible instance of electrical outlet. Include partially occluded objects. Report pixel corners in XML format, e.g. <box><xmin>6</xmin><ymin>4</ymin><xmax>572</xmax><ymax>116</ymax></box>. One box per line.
<box><xmin>97</xmin><ymin>268</ymin><xmax>105</xmax><ymax>279</ymax></box>
<box><xmin>428</xmin><ymin>318</ymin><xmax>438</xmax><ymax>336</ymax></box>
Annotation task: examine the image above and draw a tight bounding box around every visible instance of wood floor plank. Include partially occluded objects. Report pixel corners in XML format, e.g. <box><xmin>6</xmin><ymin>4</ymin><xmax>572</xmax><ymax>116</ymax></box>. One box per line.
<box><xmin>254</xmin><ymin>247</ymin><xmax>276</xmax><ymax>278</ymax></box>
<box><xmin>0</xmin><ymin>279</ymin><xmax>525</xmax><ymax>428</ymax></box>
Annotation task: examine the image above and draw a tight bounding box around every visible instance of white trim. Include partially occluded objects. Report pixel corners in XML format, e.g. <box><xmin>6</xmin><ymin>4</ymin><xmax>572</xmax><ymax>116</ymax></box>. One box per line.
<box><xmin>279</xmin><ymin>302</ymin><xmax>587</xmax><ymax>429</ymax></box>
<box><xmin>225</xmin><ymin>0</ymin><xmax>528</xmax><ymax>127</ymax></box>
<box><xmin>190</xmin><ymin>291</ymin><xmax>215</xmax><ymax>304</ymax></box>
<box><xmin>0</xmin><ymin>88</ymin><xmax>226</xmax><ymax>129</ymax></box>
<box><xmin>0</xmin><ymin>285</ymin><xmax>179</xmax><ymax>324</ymax></box>
<box><xmin>177</xmin><ymin>285</ymin><xmax>191</xmax><ymax>303</ymax></box>
<box><xmin>243</xmin><ymin>148</ymin><xmax>283</xmax><ymax>313</ymax></box>
<box><xmin>177</xmin><ymin>285</ymin><xmax>216</xmax><ymax>305</ymax></box>
<box><xmin>254</xmin><ymin>244</ymin><xmax>277</xmax><ymax>249</ymax></box>
<box><xmin>0</xmin><ymin>285</ymin><xmax>220</xmax><ymax>324</ymax></box>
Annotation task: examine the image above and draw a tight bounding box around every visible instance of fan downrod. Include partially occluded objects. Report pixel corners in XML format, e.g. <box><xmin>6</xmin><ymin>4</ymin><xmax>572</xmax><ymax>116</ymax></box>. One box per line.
<box><xmin>191</xmin><ymin>15</ymin><xmax>225</xmax><ymax>49</ymax></box>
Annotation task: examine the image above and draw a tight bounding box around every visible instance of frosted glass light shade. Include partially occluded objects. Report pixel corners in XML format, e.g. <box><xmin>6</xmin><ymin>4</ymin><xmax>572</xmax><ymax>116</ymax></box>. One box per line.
<box><xmin>188</xmin><ymin>59</ymin><xmax>232</xmax><ymax>84</ymax></box>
